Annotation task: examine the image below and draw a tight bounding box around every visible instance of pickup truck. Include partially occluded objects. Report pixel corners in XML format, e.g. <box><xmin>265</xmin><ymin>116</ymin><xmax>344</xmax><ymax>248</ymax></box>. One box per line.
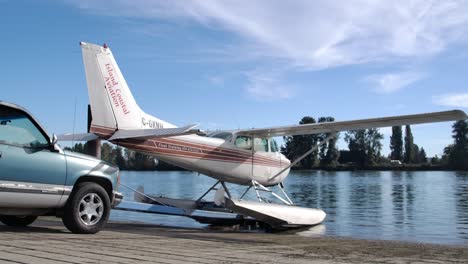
<box><xmin>0</xmin><ymin>101</ymin><xmax>122</xmax><ymax>234</ymax></box>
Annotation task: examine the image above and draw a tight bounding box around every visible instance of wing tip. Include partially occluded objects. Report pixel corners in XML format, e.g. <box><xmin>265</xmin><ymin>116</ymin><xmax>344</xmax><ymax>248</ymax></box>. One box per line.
<box><xmin>450</xmin><ymin>109</ymin><xmax>468</xmax><ymax>120</ymax></box>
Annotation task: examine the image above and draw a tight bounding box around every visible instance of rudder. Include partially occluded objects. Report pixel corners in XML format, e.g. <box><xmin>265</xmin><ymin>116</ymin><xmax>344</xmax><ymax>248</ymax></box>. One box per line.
<box><xmin>80</xmin><ymin>42</ymin><xmax>175</xmax><ymax>137</ymax></box>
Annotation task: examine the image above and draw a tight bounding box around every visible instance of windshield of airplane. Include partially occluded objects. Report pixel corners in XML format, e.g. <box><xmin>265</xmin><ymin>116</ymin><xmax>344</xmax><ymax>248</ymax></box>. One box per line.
<box><xmin>207</xmin><ymin>131</ymin><xmax>233</xmax><ymax>142</ymax></box>
<box><xmin>270</xmin><ymin>139</ymin><xmax>279</xmax><ymax>152</ymax></box>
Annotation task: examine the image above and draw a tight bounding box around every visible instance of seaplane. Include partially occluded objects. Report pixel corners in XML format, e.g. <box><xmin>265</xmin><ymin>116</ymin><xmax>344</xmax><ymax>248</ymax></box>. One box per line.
<box><xmin>59</xmin><ymin>42</ymin><xmax>467</xmax><ymax>229</ymax></box>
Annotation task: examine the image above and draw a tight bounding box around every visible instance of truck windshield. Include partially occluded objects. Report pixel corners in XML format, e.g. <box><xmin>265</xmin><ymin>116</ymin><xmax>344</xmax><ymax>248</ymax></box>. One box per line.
<box><xmin>0</xmin><ymin>106</ymin><xmax>49</xmax><ymax>148</ymax></box>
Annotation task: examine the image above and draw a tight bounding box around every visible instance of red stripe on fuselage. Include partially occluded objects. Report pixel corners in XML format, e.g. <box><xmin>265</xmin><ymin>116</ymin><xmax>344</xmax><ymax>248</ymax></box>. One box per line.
<box><xmin>154</xmin><ymin>137</ymin><xmax>284</xmax><ymax>165</ymax></box>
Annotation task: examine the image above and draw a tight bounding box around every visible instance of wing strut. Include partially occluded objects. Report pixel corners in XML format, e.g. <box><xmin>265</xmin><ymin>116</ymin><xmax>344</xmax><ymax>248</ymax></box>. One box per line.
<box><xmin>269</xmin><ymin>132</ymin><xmax>338</xmax><ymax>181</ymax></box>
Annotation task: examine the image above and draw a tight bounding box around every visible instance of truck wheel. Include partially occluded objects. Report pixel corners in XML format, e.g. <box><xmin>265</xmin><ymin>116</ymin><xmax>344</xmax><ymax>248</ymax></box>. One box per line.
<box><xmin>62</xmin><ymin>182</ymin><xmax>110</xmax><ymax>234</ymax></box>
<box><xmin>0</xmin><ymin>215</ymin><xmax>38</xmax><ymax>227</ymax></box>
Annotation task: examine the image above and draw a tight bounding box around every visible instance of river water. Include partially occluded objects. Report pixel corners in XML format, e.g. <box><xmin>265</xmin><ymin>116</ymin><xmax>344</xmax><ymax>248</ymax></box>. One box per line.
<box><xmin>110</xmin><ymin>170</ymin><xmax>468</xmax><ymax>245</ymax></box>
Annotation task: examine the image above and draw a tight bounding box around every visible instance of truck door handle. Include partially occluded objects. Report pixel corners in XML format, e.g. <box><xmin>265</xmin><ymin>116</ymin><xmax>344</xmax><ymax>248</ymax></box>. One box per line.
<box><xmin>0</xmin><ymin>151</ymin><xmax>2</xmax><ymax>158</ymax></box>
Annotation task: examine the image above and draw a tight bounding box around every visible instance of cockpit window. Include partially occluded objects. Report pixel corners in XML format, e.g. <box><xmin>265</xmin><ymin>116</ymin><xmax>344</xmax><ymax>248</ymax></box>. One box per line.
<box><xmin>254</xmin><ymin>138</ymin><xmax>269</xmax><ymax>152</ymax></box>
<box><xmin>270</xmin><ymin>139</ymin><xmax>279</xmax><ymax>152</ymax></box>
<box><xmin>234</xmin><ymin>136</ymin><xmax>252</xmax><ymax>150</ymax></box>
<box><xmin>208</xmin><ymin>132</ymin><xmax>233</xmax><ymax>142</ymax></box>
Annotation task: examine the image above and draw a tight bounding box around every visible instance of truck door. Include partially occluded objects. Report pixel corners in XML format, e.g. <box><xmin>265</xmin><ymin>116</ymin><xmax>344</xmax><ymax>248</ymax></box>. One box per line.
<box><xmin>0</xmin><ymin>105</ymin><xmax>66</xmax><ymax>208</ymax></box>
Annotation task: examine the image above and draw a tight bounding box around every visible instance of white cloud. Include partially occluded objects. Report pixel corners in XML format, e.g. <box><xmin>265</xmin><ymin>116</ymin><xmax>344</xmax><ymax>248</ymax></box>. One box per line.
<box><xmin>207</xmin><ymin>75</ymin><xmax>225</xmax><ymax>86</ymax></box>
<box><xmin>365</xmin><ymin>72</ymin><xmax>426</xmax><ymax>93</ymax></box>
<box><xmin>70</xmin><ymin>1</ymin><xmax>468</xmax><ymax>101</ymax></box>
<box><xmin>433</xmin><ymin>93</ymin><xmax>468</xmax><ymax>108</ymax></box>
<box><xmin>245</xmin><ymin>71</ymin><xmax>293</xmax><ymax>101</ymax></box>
<box><xmin>71</xmin><ymin>0</ymin><xmax>468</xmax><ymax>69</ymax></box>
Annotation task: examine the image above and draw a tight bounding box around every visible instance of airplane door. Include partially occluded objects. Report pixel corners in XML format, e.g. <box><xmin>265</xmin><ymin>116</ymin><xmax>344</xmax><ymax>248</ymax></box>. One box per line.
<box><xmin>269</xmin><ymin>138</ymin><xmax>283</xmax><ymax>179</ymax></box>
<box><xmin>233</xmin><ymin>135</ymin><xmax>255</xmax><ymax>181</ymax></box>
<box><xmin>252</xmin><ymin>138</ymin><xmax>279</xmax><ymax>181</ymax></box>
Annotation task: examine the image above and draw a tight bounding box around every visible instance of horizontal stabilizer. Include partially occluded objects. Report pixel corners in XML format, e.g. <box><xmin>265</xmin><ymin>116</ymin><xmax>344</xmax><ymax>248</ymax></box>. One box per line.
<box><xmin>108</xmin><ymin>124</ymin><xmax>202</xmax><ymax>141</ymax></box>
<box><xmin>237</xmin><ymin>110</ymin><xmax>467</xmax><ymax>137</ymax></box>
<box><xmin>57</xmin><ymin>133</ymin><xmax>98</xmax><ymax>142</ymax></box>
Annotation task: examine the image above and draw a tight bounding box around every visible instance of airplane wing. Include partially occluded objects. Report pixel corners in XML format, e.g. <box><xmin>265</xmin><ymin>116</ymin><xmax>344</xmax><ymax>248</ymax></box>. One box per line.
<box><xmin>58</xmin><ymin>124</ymin><xmax>203</xmax><ymax>142</ymax></box>
<box><xmin>236</xmin><ymin>110</ymin><xmax>467</xmax><ymax>138</ymax></box>
<box><xmin>108</xmin><ymin>124</ymin><xmax>202</xmax><ymax>140</ymax></box>
<box><xmin>57</xmin><ymin>133</ymin><xmax>99</xmax><ymax>142</ymax></box>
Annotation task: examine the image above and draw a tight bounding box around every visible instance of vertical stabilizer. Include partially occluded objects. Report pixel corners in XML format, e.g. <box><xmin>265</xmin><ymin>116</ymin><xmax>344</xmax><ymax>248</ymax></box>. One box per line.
<box><xmin>80</xmin><ymin>42</ymin><xmax>175</xmax><ymax>137</ymax></box>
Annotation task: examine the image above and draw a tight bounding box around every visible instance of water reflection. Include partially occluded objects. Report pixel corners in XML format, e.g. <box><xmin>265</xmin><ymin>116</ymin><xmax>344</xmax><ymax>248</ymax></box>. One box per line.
<box><xmin>392</xmin><ymin>172</ymin><xmax>415</xmax><ymax>222</ymax></box>
<box><xmin>288</xmin><ymin>171</ymin><xmax>339</xmax><ymax>221</ymax></box>
<box><xmin>455</xmin><ymin>172</ymin><xmax>468</xmax><ymax>240</ymax></box>
<box><xmin>389</xmin><ymin>172</ymin><xmax>416</xmax><ymax>241</ymax></box>
<box><xmin>112</xmin><ymin>170</ymin><xmax>468</xmax><ymax>245</ymax></box>
<box><xmin>349</xmin><ymin>171</ymin><xmax>382</xmax><ymax>227</ymax></box>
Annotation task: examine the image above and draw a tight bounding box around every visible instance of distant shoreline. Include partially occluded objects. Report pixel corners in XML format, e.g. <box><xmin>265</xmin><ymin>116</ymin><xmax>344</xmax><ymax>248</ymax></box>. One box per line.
<box><xmin>294</xmin><ymin>164</ymin><xmax>464</xmax><ymax>171</ymax></box>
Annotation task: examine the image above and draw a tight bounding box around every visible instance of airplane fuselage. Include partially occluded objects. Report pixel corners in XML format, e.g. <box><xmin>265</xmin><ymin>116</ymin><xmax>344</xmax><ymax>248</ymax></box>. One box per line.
<box><xmin>112</xmin><ymin>133</ymin><xmax>291</xmax><ymax>186</ymax></box>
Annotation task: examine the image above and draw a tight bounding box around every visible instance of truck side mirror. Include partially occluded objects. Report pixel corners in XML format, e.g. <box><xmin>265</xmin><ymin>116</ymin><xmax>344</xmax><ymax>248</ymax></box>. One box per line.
<box><xmin>50</xmin><ymin>134</ymin><xmax>62</xmax><ymax>152</ymax></box>
<box><xmin>51</xmin><ymin>134</ymin><xmax>58</xmax><ymax>145</ymax></box>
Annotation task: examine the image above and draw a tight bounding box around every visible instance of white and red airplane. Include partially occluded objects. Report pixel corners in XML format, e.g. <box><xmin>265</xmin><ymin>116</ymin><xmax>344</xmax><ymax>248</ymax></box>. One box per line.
<box><xmin>60</xmin><ymin>42</ymin><xmax>466</xmax><ymax>227</ymax></box>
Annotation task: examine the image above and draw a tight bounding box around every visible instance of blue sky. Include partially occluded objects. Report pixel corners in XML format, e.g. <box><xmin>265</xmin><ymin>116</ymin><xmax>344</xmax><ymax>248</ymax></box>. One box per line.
<box><xmin>1</xmin><ymin>0</ymin><xmax>467</xmax><ymax>156</ymax></box>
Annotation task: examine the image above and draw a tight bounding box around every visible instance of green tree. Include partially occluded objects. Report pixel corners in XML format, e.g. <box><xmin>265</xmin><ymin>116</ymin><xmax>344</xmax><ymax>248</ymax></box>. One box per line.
<box><xmin>100</xmin><ymin>143</ymin><xmax>115</xmax><ymax>164</ymax></box>
<box><xmin>323</xmin><ymin>136</ymin><xmax>340</xmax><ymax>166</ymax></box>
<box><xmin>418</xmin><ymin>147</ymin><xmax>427</xmax><ymax>164</ymax></box>
<box><xmin>390</xmin><ymin>126</ymin><xmax>403</xmax><ymax>161</ymax></box>
<box><xmin>365</xmin><ymin>128</ymin><xmax>383</xmax><ymax>165</ymax></box>
<box><xmin>442</xmin><ymin>144</ymin><xmax>453</xmax><ymax>165</ymax></box>
<box><xmin>133</xmin><ymin>152</ymin><xmax>157</xmax><ymax>170</ymax></box>
<box><xmin>345</xmin><ymin>128</ymin><xmax>383</xmax><ymax>167</ymax></box>
<box><xmin>404</xmin><ymin>125</ymin><xmax>415</xmax><ymax>164</ymax></box>
<box><xmin>113</xmin><ymin>146</ymin><xmax>127</xmax><ymax>170</ymax></box>
<box><xmin>282</xmin><ymin>116</ymin><xmax>318</xmax><ymax>169</ymax></box>
<box><xmin>317</xmin><ymin>117</ymin><xmax>339</xmax><ymax>166</ymax></box>
<box><xmin>72</xmin><ymin>143</ymin><xmax>84</xmax><ymax>153</ymax></box>
<box><xmin>125</xmin><ymin>148</ymin><xmax>135</xmax><ymax>169</ymax></box>
<box><xmin>445</xmin><ymin>120</ymin><xmax>468</xmax><ymax>170</ymax></box>
<box><xmin>345</xmin><ymin>130</ymin><xmax>366</xmax><ymax>166</ymax></box>
<box><xmin>413</xmin><ymin>144</ymin><xmax>420</xmax><ymax>163</ymax></box>
<box><xmin>431</xmin><ymin>155</ymin><xmax>441</xmax><ymax>165</ymax></box>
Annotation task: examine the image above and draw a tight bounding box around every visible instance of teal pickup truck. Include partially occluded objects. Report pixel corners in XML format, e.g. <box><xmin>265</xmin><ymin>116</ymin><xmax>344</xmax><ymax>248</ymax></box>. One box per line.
<box><xmin>0</xmin><ymin>101</ymin><xmax>122</xmax><ymax>234</ymax></box>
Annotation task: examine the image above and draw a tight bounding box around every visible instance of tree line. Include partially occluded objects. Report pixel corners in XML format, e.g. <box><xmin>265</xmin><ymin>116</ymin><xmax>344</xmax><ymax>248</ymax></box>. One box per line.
<box><xmin>281</xmin><ymin>116</ymin><xmax>340</xmax><ymax>168</ymax></box>
<box><xmin>281</xmin><ymin>117</ymin><xmax>468</xmax><ymax>170</ymax></box>
<box><xmin>442</xmin><ymin>120</ymin><xmax>468</xmax><ymax>170</ymax></box>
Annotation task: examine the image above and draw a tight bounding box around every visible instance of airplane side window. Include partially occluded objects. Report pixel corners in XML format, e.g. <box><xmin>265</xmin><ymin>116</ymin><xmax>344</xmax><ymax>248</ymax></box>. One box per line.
<box><xmin>254</xmin><ymin>138</ymin><xmax>268</xmax><ymax>152</ymax></box>
<box><xmin>235</xmin><ymin>136</ymin><xmax>252</xmax><ymax>150</ymax></box>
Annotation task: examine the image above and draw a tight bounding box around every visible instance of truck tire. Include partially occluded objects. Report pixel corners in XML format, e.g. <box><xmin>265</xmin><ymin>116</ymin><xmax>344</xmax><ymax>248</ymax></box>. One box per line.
<box><xmin>62</xmin><ymin>182</ymin><xmax>110</xmax><ymax>234</ymax></box>
<box><xmin>0</xmin><ymin>215</ymin><xmax>38</xmax><ymax>227</ymax></box>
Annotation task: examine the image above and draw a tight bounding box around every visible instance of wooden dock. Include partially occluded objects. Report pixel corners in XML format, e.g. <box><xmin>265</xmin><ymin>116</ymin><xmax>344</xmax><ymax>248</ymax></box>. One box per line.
<box><xmin>0</xmin><ymin>218</ymin><xmax>466</xmax><ymax>264</ymax></box>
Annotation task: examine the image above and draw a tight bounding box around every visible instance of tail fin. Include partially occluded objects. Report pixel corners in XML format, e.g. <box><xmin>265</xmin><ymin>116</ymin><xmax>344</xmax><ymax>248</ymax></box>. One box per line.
<box><xmin>80</xmin><ymin>42</ymin><xmax>175</xmax><ymax>137</ymax></box>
